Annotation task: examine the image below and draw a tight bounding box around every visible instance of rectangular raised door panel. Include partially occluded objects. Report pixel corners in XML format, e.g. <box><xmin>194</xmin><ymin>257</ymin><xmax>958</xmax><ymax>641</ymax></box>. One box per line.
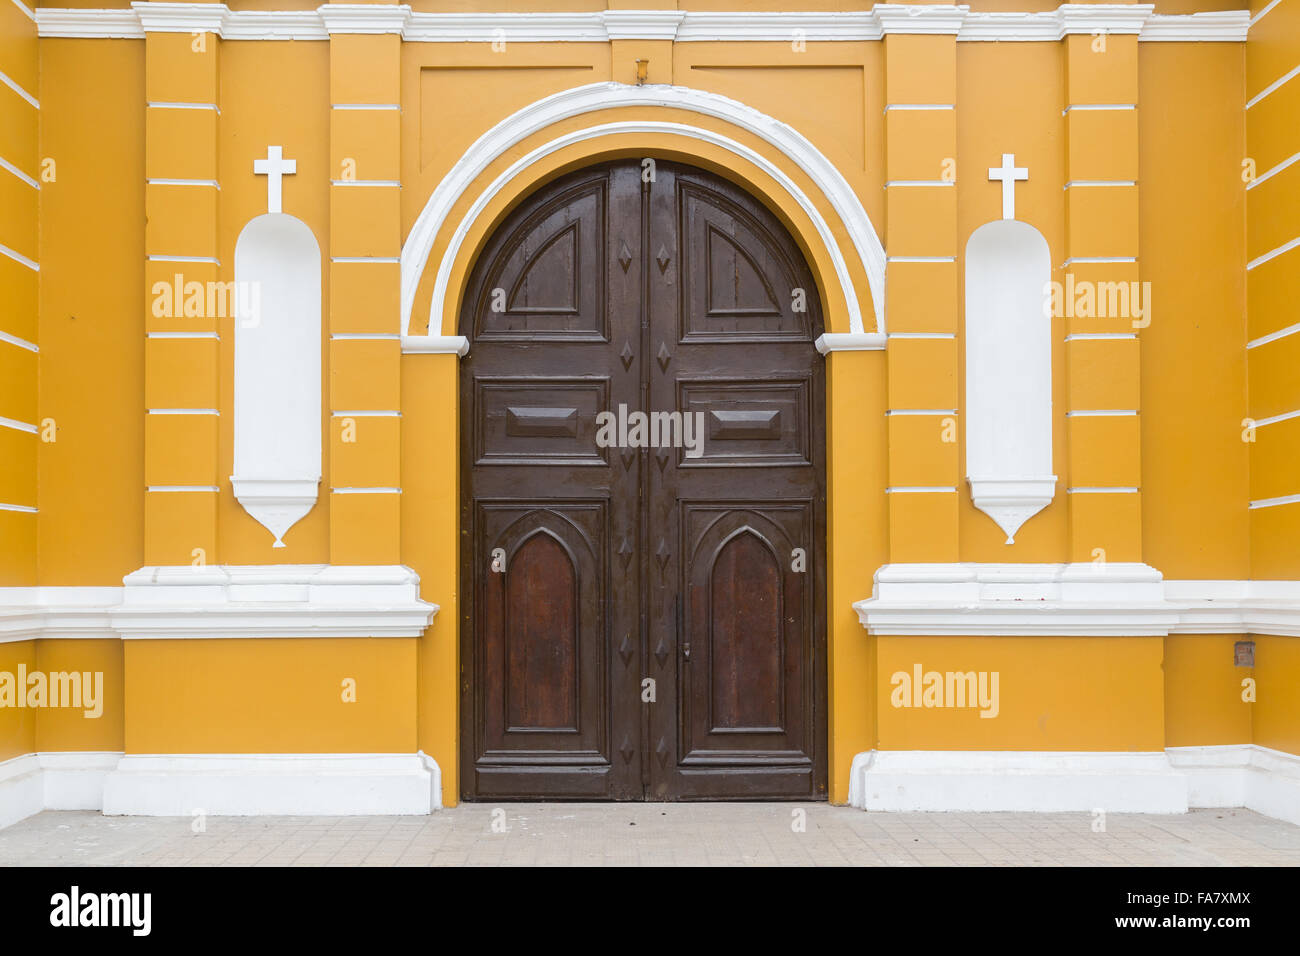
<box><xmin>459</xmin><ymin>160</ymin><xmax>827</xmax><ymax>801</ymax></box>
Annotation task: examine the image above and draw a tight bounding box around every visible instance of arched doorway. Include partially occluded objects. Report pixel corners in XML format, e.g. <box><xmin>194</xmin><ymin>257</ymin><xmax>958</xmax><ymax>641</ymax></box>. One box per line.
<box><xmin>458</xmin><ymin>159</ymin><xmax>827</xmax><ymax>801</ymax></box>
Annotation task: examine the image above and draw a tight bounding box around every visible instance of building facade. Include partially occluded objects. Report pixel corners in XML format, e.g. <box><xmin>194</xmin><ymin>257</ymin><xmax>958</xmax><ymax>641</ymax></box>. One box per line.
<box><xmin>0</xmin><ymin>0</ymin><xmax>1297</xmax><ymax>823</ymax></box>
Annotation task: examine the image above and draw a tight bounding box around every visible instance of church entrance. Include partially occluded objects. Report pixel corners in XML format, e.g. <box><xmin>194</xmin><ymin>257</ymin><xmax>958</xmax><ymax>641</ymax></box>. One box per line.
<box><xmin>458</xmin><ymin>159</ymin><xmax>827</xmax><ymax>801</ymax></box>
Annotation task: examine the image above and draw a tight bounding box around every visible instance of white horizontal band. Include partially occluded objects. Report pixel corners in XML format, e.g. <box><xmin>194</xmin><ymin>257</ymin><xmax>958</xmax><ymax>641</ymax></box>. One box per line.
<box><xmin>147</xmin><ymin>178</ymin><xmax>220</xmax><ymax>188</ymax></box>
<box><xmin>331</xmin><ymin>333</ymin><xmax>399</xmax><ymax>340</ymax></box>
<box><xmin>884</xmin><ymin>180</ymin><xmax>954</xmax><ymax>187</ymax></box>
<box><xmin>0</xmin><ymin>156</ymin><xmax>38</xmax><ymax>189</ymax></box>
<box><xmin>1247</xmin><ymin>321</ymin><xmax>1300</xmax><ymax>350</ymax></box>
<box><xmin>332</xmin><ymin>410</ymin><xmax>400</xmax><ymax>417</ymax></box>
<box><xmin>1061</xmin><ymin>256</ymin><xmax>1136</xmax><ymax>265</ymax></box>
<box><xmin>33</xmin><ymin>5</ymin><xmax>1250</xmax><ymax>44</ymax></box>
<box><xmin>1246</xmin><ymin>150</ymin><xmax>1300</xmax><ymax>191</ymax></box>
<box><xmin>1247</xmin><ymin>235</ymin><xmax>1300</xmax><ymax>271</ymax></box>
<box><xmin>1066</xmin><ymin>409</ymin><xmax>1137</xmax><ymax>416</ymax></box>
<box><xmin>884</xmin><ymin>104</ymin><xmax>953</xmax><ymax>111</ymax></box>
<box><xmin>1067</xmin><ymin>486</ymin><xmax>1139</xmax><ymax>493</ymax></box>
<box><xmin>1254</xmin><ymin>408</ymin><xmax>1300</xmax><ymax>428</ymax></box>
<box><xmin>0</xmin><ymin>415</ymin><xmax>37</xmax><ymax>433</ymax></box>
<box><xmin>147</xmin><ymin>101</ymin><xmax>219</xmax><ymax>111</ymax></box>
<box><xmin>1063</xmin><ymin>104</ymin><xmax>1136</xmax><ymax>112</ymax></box>
<box><xmin>1063</xmin><ymin>180</ymin><xmax>1136</xmax><ymax>188</ymax></box>
<box><xmin>0</xmin><ymin>330</ymin><xmax>38</xmax><ymax>352</ymax></box>
<box><xmin>332</xmin><ymin>487</ymin><xmax>401</xmax><ymax>494</ymax></box>
<box><xmin>146</xmin><ymin>486</ymin><xmax>220</xmax><ymax>493</ymax></box>
<box><xmin>331</xmin><ymin>179</ymin><xmax>400</xmax><ymax>187</ymax></box>
<box><xmin>0</xmin><ymin>503</ymin><xmax>37</xmax><ymax>513</ymax></box>
<box><xmin>0</xmin><ymin>69</ymin><xmax>38</xmax><ymax>108</ymax></box>
<box><xmin>1250</xmin><ymin>493</ymin><xmax>1300</xmax><ymax>510</ymax></box>
<box><xmin>886</xmin><ymin>409</ymin><xmax>956</xmax><ymax>416</ymax></box>
<box><xmin>886</xmin><ymin>486</ymin><xmax>957</xmax><ymax>494</ymax></box>
<box><xmin>332</xmin><ymin>256</ymin><xmax>399</xmax><ymax>264</ymax></box>
<box><xmin>147</xmin><ymin>255</ymin><xmax>220</xmax><ymax>264</ymax></box>
<box><xmin>887</xmin><ymin>256</ymin><xmax>954</xmax><ymax>263</ymax></box>
<box><xmin>888</xmin><ymin>332</ymin><xmax>954</xmax><ymax>339</ymax></box>
<box><xmin>0</xmin><ymin>243</ymin><xmax>38</xmax><ymax>272</ymax></box>
<box><xmin>332</xmin><ymin>103</ymin><xmax>400</xmax><ymax>110</ymax></box>
<box><xmin>1247</xmin><ymin>63</ymin><xmax>1300</xmax><ymax>110</ymax></box>
<box><xmin>147</xmin><ymin>408</ymin><xmax>219</xmax><ymax>415</ymax></box>
<box><xmin>1064</xmin><ymin>333</ymin><xmax>1137</xmax><ymax>341</ymax></box>
<box><xmin>146</xmin><ymin>331</ymin><xmax>220</xmax><ymax>339</ymax></box>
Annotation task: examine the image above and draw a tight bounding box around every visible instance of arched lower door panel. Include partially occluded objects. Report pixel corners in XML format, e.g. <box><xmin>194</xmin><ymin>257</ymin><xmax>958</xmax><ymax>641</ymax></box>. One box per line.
<box><xmin>459</xmin><ymin>160</ymin><xmax>827</xmax><ymax>801</ymax></box>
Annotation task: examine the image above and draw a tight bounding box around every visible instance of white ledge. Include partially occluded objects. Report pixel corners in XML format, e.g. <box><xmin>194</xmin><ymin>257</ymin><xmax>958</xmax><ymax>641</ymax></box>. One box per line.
<box><xmin>0</xmin><ymin>565</ymin><xmax>437</xmax><ymax>642</ymax></box>
<box><xmin>35</xmin><ymin>5</ymin><xmax>1252</xmax><ymax>43</ymax></box>
<box><xmin>855</xmin><ymin>563</ymin><xmax>1300</xmax><ymax>636</ymax></box>
<box><xmin>815</xmin><ymin>332</ymin><xmax>887</xmax><ymax>354</ymax></box>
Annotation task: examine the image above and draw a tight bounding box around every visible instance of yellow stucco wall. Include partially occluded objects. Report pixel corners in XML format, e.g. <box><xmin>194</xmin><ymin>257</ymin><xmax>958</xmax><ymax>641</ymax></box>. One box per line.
<box><xmin>4</xmin><ymin>2</ymin><xmax>1297</xmax><ymax>801</ymax></box>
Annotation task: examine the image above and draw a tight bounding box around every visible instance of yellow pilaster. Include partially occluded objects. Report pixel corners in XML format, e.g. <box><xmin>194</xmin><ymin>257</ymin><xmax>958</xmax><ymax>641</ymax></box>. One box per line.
<box><xmin>883</xmin><ymin>33</ymin><xmax>960</xmax><ymax>563</ymax></box>
<box><xmin>327</xmin><ymin>30</ymin><xmax>402</xmax><ymax>566</ymax></box>
<box><xmin>142</xmin><ymin>29</ymin><xmax>221</xmax><ymax>567</ymax></box>
<box><xmin>1062</xmin><ymin>34</ymin><xmax>1143</xmax><ymax>564</ymax></box>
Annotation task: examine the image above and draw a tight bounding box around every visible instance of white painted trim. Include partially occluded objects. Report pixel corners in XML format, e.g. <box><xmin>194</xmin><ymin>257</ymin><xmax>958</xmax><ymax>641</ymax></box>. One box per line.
<box><xmin>0</xmin><ymin>752</ymin><xmax>121</xmax><ymax>830</ymax></box>
<box><xmin>1061</xmin><ymin>256</ymin><xmax>1137</xmax><ymax>265</ymax></box>
<box><xmin>0</xmin><ymin>415</ymin><xmax>37</xmax><ymax>433</ymax></box>
<box><xmin>146</xmin><ymin>331</ymin><xmax>220</xmax><ymax>339</ymax></box>
<box><xmin>1062</xmin><ymin>104</ymin><xmax>1136</xmax><ymax>112</ymax></box>
<box><xmin>0</xmin><ymin>69</ymin><xmax>37</xmax><ymax>109</ymax></box>
<box><xmin>1067</xmin><ymin>486</ymin><xmax>1140</xmax><ymax>493</ymax></box>
<box><xmin>884</xmin><ymin>104</ymin><xmax>954</xmax><ymax>111</ymax></box>
<box><xmin>332</xmin><ymin>410</ymin><xmax>401</xmax><ymax>417</ymax></box>
<box><xmin>1246</xmin><ymin>149</ymin><xmax>1300</xmax><ymax>191</ymax></box>
<box><xmin>1250</xmin><ymin>492</ymin><xmax>1300</xmax><ymax>510</ymax></box>
<box><xmin>1063</xmin><ymin>180</ymin><xmax>1136</xmax><ymax>188</ymax></box>
<box><xmin>886</xmin><ymin>409</ymin><xmax>955</xmax><ymax>416</ymax></box>
<box><xmin>1247</xmin><ymin>321</ymin><xmax>1300</xmax><ymax>349</ymax></box>
<box><xmin>848</xmin><ymin>750</ymin><xmax>1188</xmax><ymax>813</ymax></box>
<box><xmin>147</xmin><ymin>255</ymin><xmax>220</xmax><ymax>264</ymax></box>
<box><xmin>146</xmin><ymin>485</ymin><xmax>220</xmax><ymax>493</ymax></box>
<box><xmin>857</xmin><ymin>564</ymin><xmax>1300</xmax><ymax>636</ymax></box>
<box><xmin>2</xmin><ymin>751</ymin><xmax>440</xmax><ymax>827</ymax></box>
<box><xmin>1255</xmin><ymin>408</ymin><xmax>1300</xmax><ymax>427</ymax></box>
<box><xmin>0</xmin><ymin>156</ymin><xmax>38</xmax><ymax>189</ymax></box>
<box><xmin>331</xmin><ymin>487</ymin><xmax>401</xmax><ymax>494</ymax></box>
<box><xmin>1167</xmin><ymin>745</ymin><xmax>1300</xmax><ymax>826</ymax></box>
<box><xmin>111</xmin><ymin>564</ymin><xmax>436</xmax><ymax>640</ymax></box>
<box><xmin>888</xmin><ymin>255</ymin><xmax>954</xmax><ymax>263</ymax></box>
<box><xmin>34</xmin><ymin>5</ymin><xmax>1248</xmax><ymax>43</ymax></box>
<box><xmin>330</xmin><ymin>179</ymin><xmax>401</xmax><ymax>187</ymax></box>
<box><xmin>0</xmin><ymin>330</ymin><xmax>38</xmax><ymax>352</ymax></box>
<box><xmin>398</xmin><ymin>334</ymin><xmax>470</xmax><ymax>355</ymax></box>
<box><xmin>400</xmin><ymin>84</ymin><xmax>886</xmax><ymax>349</ymax></box>
<box><xmin>885</xmin><ymin>486</ymin><xmax>957</xmax><ymax>493</ymax></box>
<box><xmin>1063</xmin><ymin>332</ymin><xmax>1136</xmax><ymax>341</ymax></box>
<box><xmin>1246</xmin><ymin>63</ymin><xmax>1300</xmax><ymax>110</ymax></box>
<box><xmin>101</xmin><ymin>753</ymin><xmax>438</xmax><ymax>817</ymax></box>
<box><xmin>147</xmin><ymin>102</ymin><xmax>219</xmax><ymax>112</ymax></box>
<box><xmin>148</xmin><ymin>408</ymin><xmax>219</xmax><ymax>415</ymax></box>
<box><xmin>1066</xmin><ymin>409</ymin><xmax>1137</xmax><ymax>416</ymax></box>
<box><xmin>147</xmin><ymin>178</ymin><xmax>220</xmax><ymax>188</ymax></box>
<box><xmin>814</xmin><ymin>332</ymin><xmax>887</xmax><ymax>353</ymax></box>
<box><xmin>1251</xmin><ymin>0</ymin><xmax>1283</xmax><ymax>27</ymax></box>
<box><xmin>1247</xmin><ymin>235</ymin><xmax>1300</xmax><ymax>271</ymax></box>
<box><xmin>0</xmin><ymin>503</ymin><xmax>37</xmax><ymax>513</ymax></box>
<box><xmin>332</xmin><ymin>256</ymin><xmax>400</xmax><ymax>264</ymax></box>
<box><xmin>888</xmin><ymin>332</ymin><xmax>954</xmax><ymax>339</ymax></box>
<box><xmin>0</xmin><ymin>243</ymin><xmax>38</xmax><ymax>272</ymax></box>
<box><xmin>9</xmin><ymin>0</ymin><xmax>35</xmax><ymax>24</ymax></box>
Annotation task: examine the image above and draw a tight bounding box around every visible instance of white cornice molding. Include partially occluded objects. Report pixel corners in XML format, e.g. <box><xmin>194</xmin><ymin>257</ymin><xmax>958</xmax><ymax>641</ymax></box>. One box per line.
<box><xmin>0</xmin><ymin>565</ymin><xmax>437</xmax><ymax>642</ymax></box>
<box><xmin>815</xmin><ymin>332</ymin><xmax>888</xmax><ymax>353</ymax></box>
<box><xmin>36</xmin><ymin>5</ymin><xmax>1253</xmax><ymax>43</ymax></box>
<box><xmin>855</xmin><ymin>563</ymin><xmax>1300</xmax><ymax>637</ymax></box>
<box><xmin>317</xmin><ymin>2</ymin><xmax>410</xmax><ymax>35</ymax></box>
<box><xmin>601</xmin><ymin>9</ymin><xmax>686</xmax><ymax>41</ymax></box>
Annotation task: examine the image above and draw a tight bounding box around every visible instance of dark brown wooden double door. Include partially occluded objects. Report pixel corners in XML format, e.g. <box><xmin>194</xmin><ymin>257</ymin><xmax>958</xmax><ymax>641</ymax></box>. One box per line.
<box><xmin>459</xmin><ymin>160</ymin><xmax>827</xmax><ymax>801</ymax></box>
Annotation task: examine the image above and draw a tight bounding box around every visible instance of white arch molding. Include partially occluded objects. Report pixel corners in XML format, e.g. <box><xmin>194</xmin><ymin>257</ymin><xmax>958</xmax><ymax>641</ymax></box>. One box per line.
<box><xmin>399</xmin><ymin>82</ymin><xmax>888</xmax><ymax>354</ymax></box>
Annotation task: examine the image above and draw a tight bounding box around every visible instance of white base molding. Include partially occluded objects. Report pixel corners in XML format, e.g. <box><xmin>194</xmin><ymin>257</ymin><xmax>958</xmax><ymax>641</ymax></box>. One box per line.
<box><xmin>849</xmin><ymin>746</ymin><xmax>1300</xmax><ymax>823</ymax></box>
<box><xmin>1167</xmin><ymin>744</ymin><xmax>1300</xmax><ymax>827</ymax></box>
<box><xmin>848</xmin><ymin>750</ymin><xmax>1189</xmax><ymax>813</ymax></box>
<box><xmin>0</xmin><ymin>752</ymin><xmax>123</xmax><ymax>829</ymax></box>
<box><xmin>0</xmin><ymin>751</ymin><xmax>442</xmax><ymax>828</ymax></box>
<box><xmin>101</xmin><ymin>754</ymin><xmax>438</xmax><ymax>817</ymax></box>
<box><xmin>855</xmin><ymin>563</ymin><xmax>1300</xmax><ymax>636</ymax></box>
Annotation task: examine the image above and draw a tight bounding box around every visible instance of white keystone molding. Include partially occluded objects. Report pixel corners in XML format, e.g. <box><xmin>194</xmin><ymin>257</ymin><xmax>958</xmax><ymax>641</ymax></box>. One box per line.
<box><xmin>966</xmin><ymin>477</ymin><xmax>1058</xmax><ymax>543</ymax></box>
<box><xmin>111</xmin><ymin>564</ymin><xmax>437</xmax><ymax>639</ymax></box>
<box><xmin>399</xmin><ymin>83</ymin><xmax>886</xmax><ymax>350</ymax></box>
<box><xmin>101</xmin><ymin>753</ymin><xmax>437</xmax><ymax>816</ymax></box>
<box><xmin>854</xmin><ymin>564</ymin><xmax>1300</xmax><ymax>636</ymax></box>
<box><xmin>35</xmin><ymin>6</ymin><xmax>1252</xmax><ymax>43</ymax></box>
<box><xmin>848</xmin><ymin>750</ymin><xmax>1189</xmax><ymax>813</ymax></box>
<box><xmin>601</xmin><ymin>9</ymin><xmax>685</xmax><ymax>41</ymax></box>
<box><xmin>401</xmin><ymin>334</ymin><xmax>470</xmax><ymax>356</ymax></box>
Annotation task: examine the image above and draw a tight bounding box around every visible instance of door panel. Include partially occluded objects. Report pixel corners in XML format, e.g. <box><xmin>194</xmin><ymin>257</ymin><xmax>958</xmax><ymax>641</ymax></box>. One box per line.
<box><xmin>460</xmin><ymin>160</ymin><xmax>826</xmax><ymax>801</ymax></box>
